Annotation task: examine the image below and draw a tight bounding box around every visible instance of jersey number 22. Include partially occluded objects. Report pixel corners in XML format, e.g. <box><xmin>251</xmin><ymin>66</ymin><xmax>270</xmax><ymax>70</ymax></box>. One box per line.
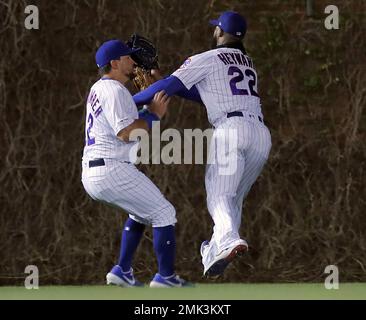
<box><xmin>228</xmin><ymin>66</ymin><xmax>259</xmax><ymax>97</ymax></box>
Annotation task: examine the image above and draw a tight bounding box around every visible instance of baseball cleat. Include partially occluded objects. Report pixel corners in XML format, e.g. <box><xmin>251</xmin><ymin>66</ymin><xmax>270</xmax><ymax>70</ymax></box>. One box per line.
<box><xmin>106</xmin><ymin>265</ymin><xmax>144</xmax><ymax>287</ymax></box>
<box><xmin>204</xmin><ymin>240</ymin><xmax>248</xmax><ymax>278</ymax></box>
<box><xmin>149</xmin><ymin>273</ymin><xmax>193</xmax><ymax>288</ymax></box>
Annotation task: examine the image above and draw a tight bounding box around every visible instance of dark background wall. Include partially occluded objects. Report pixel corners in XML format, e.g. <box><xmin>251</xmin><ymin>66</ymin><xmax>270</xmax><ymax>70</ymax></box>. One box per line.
<box><xmin>0</xmin><ymin>0</ymin><xmax>365</xmax><ymax>285</ymax></box>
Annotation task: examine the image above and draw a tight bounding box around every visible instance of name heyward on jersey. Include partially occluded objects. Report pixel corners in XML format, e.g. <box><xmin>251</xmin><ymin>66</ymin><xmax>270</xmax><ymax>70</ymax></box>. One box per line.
<box><xmin>217</xmin><ymin>52</ymin><xmax>254</xmax><ymax>68</ymax></box>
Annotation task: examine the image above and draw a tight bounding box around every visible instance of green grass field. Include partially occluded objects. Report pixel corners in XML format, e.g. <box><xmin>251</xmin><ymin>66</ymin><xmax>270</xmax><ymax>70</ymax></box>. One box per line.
<box><xmin>1</xmin><ymin>283</ymin><xmax>365</xmax><ymax>300</ymax></box>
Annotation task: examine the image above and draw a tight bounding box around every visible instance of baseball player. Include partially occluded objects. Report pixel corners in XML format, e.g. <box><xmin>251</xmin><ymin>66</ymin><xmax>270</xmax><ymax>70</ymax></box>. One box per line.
<box><xmin>133</xmin><ymin>11</ymin><xmax>272</xmax><ymax>278</ymax></box>
<box><xmin>81</xmin><ymin>39</ymin><xmax>190</xmax><ymax>287</ymax></box>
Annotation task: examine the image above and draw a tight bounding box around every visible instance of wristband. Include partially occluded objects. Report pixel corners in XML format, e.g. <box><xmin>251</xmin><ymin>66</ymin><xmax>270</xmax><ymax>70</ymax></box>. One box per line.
<box><xmin>138</xmin><ymin>109</ymin><xmax>160</xmax><ymax>130</ymax></box>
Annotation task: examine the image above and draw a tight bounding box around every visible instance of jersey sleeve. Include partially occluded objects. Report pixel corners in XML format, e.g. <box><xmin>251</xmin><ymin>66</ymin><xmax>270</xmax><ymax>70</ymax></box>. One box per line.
<box><xmin>172</xmin><ymin>52</ymin><xmax>215</xmax><ymax>90</ymax></box>
<box><xmin>102</xmin><ymin>83</ymin><xmax>138</xmax><ymax>136</ymax></box>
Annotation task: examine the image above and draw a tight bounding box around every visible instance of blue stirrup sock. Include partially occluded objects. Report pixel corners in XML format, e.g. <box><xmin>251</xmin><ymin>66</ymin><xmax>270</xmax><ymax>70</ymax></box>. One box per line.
<box><xmin>118</xmin><ymin>218</ymin><xmax>145</xmax><ymax>272</ymax></box>
<box><xmin>153</xmin><ymin>225</ymin><xmax>176</xmax><ymax>277</ymax></box>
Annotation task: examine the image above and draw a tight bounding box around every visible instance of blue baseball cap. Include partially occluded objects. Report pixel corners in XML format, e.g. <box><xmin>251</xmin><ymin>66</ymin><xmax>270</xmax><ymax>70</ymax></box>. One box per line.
<box><xmin>95</xmin><ymin>39</ymin><xmax>141</xmax><ymax>68</ymax></box>
<box><xmin>209</xmin><ymin>11</ymin><xmax>247</xmax><ymax>38</ymax></box>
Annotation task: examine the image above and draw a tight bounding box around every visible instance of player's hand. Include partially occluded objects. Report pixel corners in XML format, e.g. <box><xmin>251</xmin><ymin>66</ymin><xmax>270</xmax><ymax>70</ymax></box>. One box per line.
<box><xmin>148</xmin><ymin>91</ymin><xmax>170</xmax><ymax>119</ymax></box>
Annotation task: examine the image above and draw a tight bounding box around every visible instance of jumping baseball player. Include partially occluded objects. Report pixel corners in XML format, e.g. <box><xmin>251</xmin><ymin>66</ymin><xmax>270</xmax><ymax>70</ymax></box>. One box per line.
<box><xmin>133</xmin><ymin>11</ymin><xmax>272</xmax><ymax>278</ymax></box>
<box><xmin>81</xmin><ymin>39</ymin><xmax>190</xmax><ymax>287</ymax></box>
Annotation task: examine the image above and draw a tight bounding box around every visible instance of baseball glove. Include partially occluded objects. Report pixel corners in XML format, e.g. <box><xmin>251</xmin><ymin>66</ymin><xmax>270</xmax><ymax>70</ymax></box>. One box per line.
<box><xmin>127</xmin><ymin>34</ymin><xmax>159</xmax><ymax>91</ymax></box>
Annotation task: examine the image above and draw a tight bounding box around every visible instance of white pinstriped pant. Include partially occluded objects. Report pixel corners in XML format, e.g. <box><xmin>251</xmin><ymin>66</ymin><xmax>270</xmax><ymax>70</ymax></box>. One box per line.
<box><xmin>204</xmin><ymin>116</ymin><xmax>272</xmax><ymax>257</ymax></box>
<box><xmin>81</xmin><ymin>160</ymin><xmax>177</xmax><ymax>227</ymax></box>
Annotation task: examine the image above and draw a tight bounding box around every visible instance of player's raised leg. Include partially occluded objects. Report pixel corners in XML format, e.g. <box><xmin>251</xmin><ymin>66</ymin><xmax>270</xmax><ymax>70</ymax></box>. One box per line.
<box><xmin>201</xmin><ymin>126</ymin><xmax>249</xmax><ymax>277</ymax></box>
<box><xmin>233</xmin><ymin>124</ymin><xmax>272</xmax><ymax>232</ymax></box>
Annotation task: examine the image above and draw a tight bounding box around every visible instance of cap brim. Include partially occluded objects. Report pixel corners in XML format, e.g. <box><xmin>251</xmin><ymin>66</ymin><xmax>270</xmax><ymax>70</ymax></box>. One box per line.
<box><xmin>209</xmin><ymin>19</ymin><xmax>219</xmax><ymax>26</ymax></box>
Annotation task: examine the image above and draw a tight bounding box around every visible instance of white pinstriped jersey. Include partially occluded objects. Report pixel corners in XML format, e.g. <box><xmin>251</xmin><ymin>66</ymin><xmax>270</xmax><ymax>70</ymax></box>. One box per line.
<box><xmin>172</xmin><ymin>48</ymin><xmax>263</xmax><ymax>126</ymax></box>
<box><xmin>172</xmin><ymin>46</ymin><xmax>272</xmax><ymax>262</ymax></box>
<box><xmin>81</xmin><ymin>78</ymin><xmax>177</xmax><ymax>228</ymax></box>
<box><xmin>82</xmin><ymin>79</ymin><xmax>138</xmax><ymax>162</ymax></box>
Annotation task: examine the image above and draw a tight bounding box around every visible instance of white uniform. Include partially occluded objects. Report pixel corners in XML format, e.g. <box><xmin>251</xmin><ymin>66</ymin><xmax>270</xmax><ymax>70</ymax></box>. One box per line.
<box><xmin>81</xmin><ymin>78</ymin><xmax>176</xmax><ymax>227</ymax></box>
<box><xmin>172</xmin><ymin>47</ymin><xmax>272</xmax><ymax>266</ymax></box>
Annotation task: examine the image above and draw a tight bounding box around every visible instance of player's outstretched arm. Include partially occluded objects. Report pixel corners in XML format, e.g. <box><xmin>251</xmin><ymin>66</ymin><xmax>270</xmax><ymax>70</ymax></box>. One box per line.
<box><xmin>150</xmin><ymin>69</ymin><xmax>202</xmax><ymax>104</ymax></box>
<box><xmin>175</xmin><ymin>85</ymin><xmax>202</xmax><ymax>104</ymax></box>
<box><xmin>133</xmin><ymin>76</ymin><xmax>202</xmax><ymax>106</ymax></box>
<box><xmin>133</xmin><ymin>76</ymin><xmax>184</xmax><ymax>106</ymax></box>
